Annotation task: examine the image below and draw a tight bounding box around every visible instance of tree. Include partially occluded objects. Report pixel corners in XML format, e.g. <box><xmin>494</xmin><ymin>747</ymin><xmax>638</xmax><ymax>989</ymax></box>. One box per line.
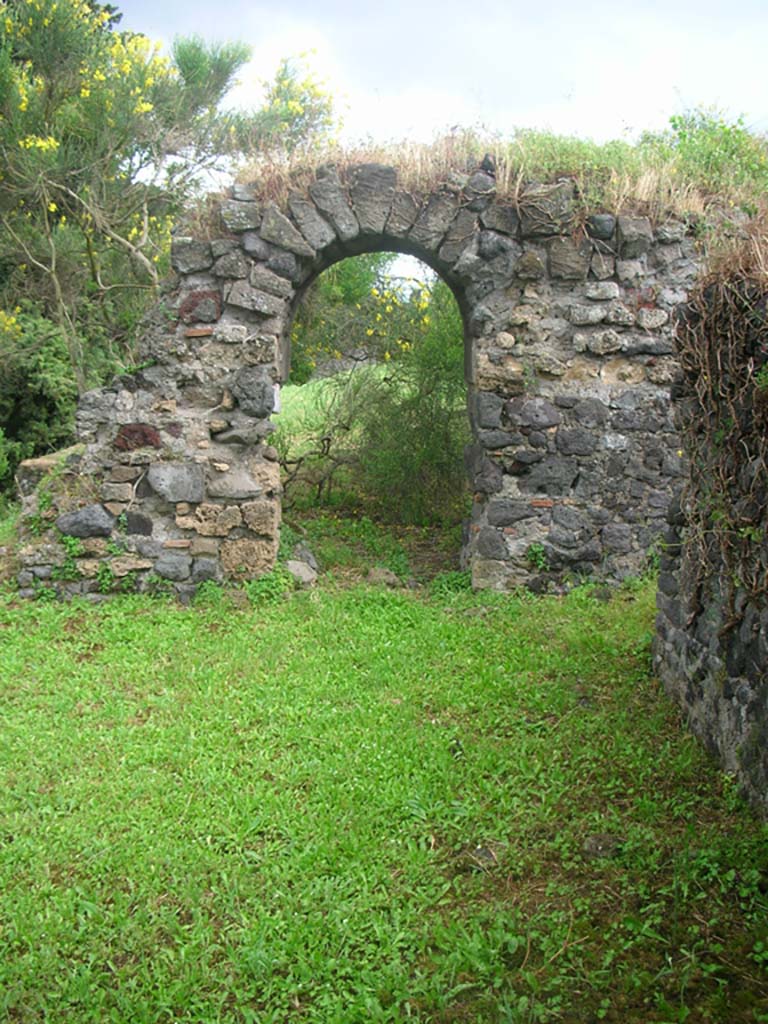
<box><xmin>0</xmin><ymin>0</ymin><xmax>337</xmax><ymax>494</ymax></box>
<box><xmin>289</xmin><ymin>253</ymin><xmax>396</xmax><ymax>383</ymax></box>
<box><xmin>0</xmin><ymin>1</ymin><xmax>251</xmax><ymax>386</ymax></box>
<box><xmin>230</xmin><ymin>56</ymin><xmax>336</xmax><ymax>155</ymax></box>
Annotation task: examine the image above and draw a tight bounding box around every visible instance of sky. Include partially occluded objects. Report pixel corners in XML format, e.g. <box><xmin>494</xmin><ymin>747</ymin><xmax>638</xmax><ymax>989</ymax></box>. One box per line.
<box><xmin>116</xmin><ymin>0</ymin><xmax>768</xmax><ymax>145</ymax></box>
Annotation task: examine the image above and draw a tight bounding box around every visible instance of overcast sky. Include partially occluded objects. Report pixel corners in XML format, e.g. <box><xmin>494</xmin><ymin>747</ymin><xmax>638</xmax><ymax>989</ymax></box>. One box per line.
<box><xmin>117</xmin><ymin>0</ymin><xmax>768</xmax><ymax>144</ymax></box>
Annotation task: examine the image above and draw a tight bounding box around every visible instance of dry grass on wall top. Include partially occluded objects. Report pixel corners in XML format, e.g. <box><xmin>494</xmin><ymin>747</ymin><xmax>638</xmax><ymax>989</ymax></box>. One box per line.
<box><xmin>675</xmin><ymin>210</ymin><xmax>768</xmax><ymax>624</ymax></box>
<box><xmin>234</xmin><ymin>124</ymin><xmax>768</xmax><ymax>225</ymax></box>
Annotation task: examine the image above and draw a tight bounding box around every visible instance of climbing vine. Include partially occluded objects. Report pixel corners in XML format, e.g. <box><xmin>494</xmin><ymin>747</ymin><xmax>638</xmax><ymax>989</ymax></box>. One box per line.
<box><xmin>675</xmin><ymin>213</ymin><xmax>768</xmax><ymax>629</ymax></box>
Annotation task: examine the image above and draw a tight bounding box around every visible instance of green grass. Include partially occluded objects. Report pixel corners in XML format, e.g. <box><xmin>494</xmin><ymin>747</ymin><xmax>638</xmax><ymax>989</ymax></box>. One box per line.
<box><xmin>287</xmin><ymin>511</ymin><xmax>432</xmax><ymax>581</ymax></box>
<box><xmin>1</xmin><ymin>578</ymin><xmax>766</xmax><ymax>1023</ymax></box>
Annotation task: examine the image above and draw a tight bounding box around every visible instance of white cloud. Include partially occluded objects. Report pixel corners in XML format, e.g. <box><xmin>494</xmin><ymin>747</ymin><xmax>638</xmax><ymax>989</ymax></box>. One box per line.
<box><xmin>118</xmin><ymin>0</ymin><xmax>768</xmax><ymax>144</ymax></box>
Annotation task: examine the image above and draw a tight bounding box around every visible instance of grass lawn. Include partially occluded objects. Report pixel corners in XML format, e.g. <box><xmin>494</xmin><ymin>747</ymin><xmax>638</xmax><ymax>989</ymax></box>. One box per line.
<box><xmin>1</xmin><ymin>574</ymin><xmax>767</xmax><ymax>1023</ymax></box>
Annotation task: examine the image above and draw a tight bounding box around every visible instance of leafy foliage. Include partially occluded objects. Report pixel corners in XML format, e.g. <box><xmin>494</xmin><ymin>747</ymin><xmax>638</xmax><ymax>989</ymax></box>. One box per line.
<box><xmin>277</xmin><ymin>260</ymin><xmax>470</xmax><ymax>526</ymax></box>
<box><xmin>230</xmin><ymin>56</ymin><xmax>336</xmax><ymax>155</ymax></box>
<box><xmin>639</xmin><ymin>108</ymin><xmax>768</xmax><ymax>209</ymax></box>
<box><xmin>289</xmin><ymin>252</ymin><xmax>396</xmax><ymax>383</ymax></box>
<box><xmin>0</xmin><ymin>1</ymin><xmax>337</xmax><ymax>495</ymax></box>
<box><xmin>0</xmin><ymin>306</ymin><xmax>79</xmax><ymax>491</ymax></box>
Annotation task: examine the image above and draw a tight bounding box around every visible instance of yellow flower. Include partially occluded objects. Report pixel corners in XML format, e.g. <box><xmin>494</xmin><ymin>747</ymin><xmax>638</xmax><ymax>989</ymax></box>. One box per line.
<box><xmin>47</xmin><ymin>201</ymin><xmax>57</xmax><ymax>212</ymax></box>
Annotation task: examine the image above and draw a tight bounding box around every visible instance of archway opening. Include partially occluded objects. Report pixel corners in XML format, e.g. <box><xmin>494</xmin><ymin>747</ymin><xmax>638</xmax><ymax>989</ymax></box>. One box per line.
<box><xmin>273</xmin><ymin>252</ymin><xmax>471</xmax><ymax>582</ymax></box>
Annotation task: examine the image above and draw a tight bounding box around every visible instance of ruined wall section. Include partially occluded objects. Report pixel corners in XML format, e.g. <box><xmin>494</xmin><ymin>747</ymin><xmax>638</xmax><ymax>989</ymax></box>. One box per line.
<box><xmin>460</xmin><ymin>193</ymin><xmax>697</xmax><ymax>588</ymax></box>
<box><xmin>653</xmin><ymin>274</ymin><xmax>768</xmax><ymax>815</ymax></box>
<box><xmin>15</xmin><ymin>164</ymin><xmax>697</xmax><ymax>598</ymax></box>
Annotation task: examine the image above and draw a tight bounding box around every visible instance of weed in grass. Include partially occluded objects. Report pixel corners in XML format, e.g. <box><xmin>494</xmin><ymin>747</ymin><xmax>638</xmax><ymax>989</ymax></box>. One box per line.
<box><xmin>430</xmin><ymin>569</ymin><xmax>472</xmax><ymax>595</ymax></box>
<box><xmin>243</xmin><ymin>564</ymin><xmax>295</xmax><ymax>603</ymax></box>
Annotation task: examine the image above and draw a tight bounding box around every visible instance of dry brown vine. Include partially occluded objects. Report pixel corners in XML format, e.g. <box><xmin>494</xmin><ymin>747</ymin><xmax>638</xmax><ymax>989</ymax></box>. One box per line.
<box><xmin>675</xmin><ymin>212</ymin><xmax>768</xmax><ymax>632</ymax></box>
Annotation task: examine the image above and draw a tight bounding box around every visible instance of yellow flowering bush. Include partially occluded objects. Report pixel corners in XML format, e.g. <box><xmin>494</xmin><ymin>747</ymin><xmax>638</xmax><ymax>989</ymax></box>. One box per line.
<box><xmin>0</xmin><ymin>0</ymin><xmax>254</xmax><ymax>488</ymax></box>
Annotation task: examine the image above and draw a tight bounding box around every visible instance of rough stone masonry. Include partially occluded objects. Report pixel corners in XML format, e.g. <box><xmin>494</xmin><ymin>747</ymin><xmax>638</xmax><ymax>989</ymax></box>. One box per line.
<box><xmin>15</xmin><ymin>162</ymin><xmax>699</xmax><ymax>600</ymax></box>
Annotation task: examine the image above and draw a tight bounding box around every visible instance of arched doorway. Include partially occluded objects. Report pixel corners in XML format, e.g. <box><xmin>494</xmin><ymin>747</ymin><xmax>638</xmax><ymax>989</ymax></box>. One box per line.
<box><xmin>23</xmin><ymin>161</ymin><xmax>692</xmax><ymax>598</ymax></box>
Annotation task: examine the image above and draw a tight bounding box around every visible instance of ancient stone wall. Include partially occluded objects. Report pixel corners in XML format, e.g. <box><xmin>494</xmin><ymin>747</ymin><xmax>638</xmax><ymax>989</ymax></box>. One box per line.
<box><xmin>653</xmin><ymin>274</ymin><xmax>768</xmax><ymax>815</ymax></box>
<box><xmin>15</xmin><ymin>163</ymin><xmax>698</xmax><ymax>599</ymax></box>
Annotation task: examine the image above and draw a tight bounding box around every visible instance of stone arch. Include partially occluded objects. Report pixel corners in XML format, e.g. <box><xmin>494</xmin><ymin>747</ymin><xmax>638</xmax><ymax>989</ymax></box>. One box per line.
<box><xmin>17</xmin><ymin>161</ymin><xmax>699</xmax><ymax>599</ymax></box>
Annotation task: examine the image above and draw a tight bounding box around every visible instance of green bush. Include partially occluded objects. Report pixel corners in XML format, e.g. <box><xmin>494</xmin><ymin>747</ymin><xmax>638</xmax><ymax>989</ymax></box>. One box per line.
<box><xmin>0</xmin><ymin>306</ymin><xmax>80</xmax><ymax>493</ymax></box>
<box><xmin>639</xmin><ymin>108</ymin><xmax>768</xmax><ymax>210</ymax></box>
<box><xmin>277</xmin><ymin>269</ymin><xmax>470</xmax><ymax>527</ymax></box>
<box><xmin>353</xmin><ymin>279</ymin><xmax>470</xmax><ymax>526</ymax></box>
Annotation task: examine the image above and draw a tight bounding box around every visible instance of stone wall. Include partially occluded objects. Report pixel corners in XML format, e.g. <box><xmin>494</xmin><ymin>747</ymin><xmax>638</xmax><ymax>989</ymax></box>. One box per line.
<box><xmin>653</xmin><ymin>271</ymin><xmax>768</xmax><ymax>816</ymax></box>
<box><xmin>15</xmin><ymin>162</ymin><xmax>698</xmax><ymax>599</ymax></box>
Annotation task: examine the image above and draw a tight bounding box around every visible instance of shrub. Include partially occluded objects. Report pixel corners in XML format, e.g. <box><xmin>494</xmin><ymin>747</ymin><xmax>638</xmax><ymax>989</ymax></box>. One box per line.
<box><xmin>276</xmin><ymin>270</ymin><xmax>470</xmax><ymax>527</ymax></box>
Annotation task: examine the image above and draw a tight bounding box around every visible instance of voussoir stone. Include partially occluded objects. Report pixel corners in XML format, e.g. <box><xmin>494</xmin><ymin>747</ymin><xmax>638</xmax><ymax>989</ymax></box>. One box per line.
<box><xmin>56</xmin><ymin>504</ymin><xmax>114</xmax><ymax>538</ymax></box>
<box><xmin>287</xmin><ymin>195</ymin><xmax>337</xmax><ymax>250</ymax></box>
<box><xmin>439</xmin><ymin>208</ymin><xmax>478</xmax><ymax>263</ymax></box>
<box><xmin>409</xmin><ymin>191</ymin><xmax>459</xmax><ymax>250</ymax></box>
<box><xmin>385</xmin><ymin>191</ymin><xmax>420</xmax><ymax>236</ymax></box>
<box><xmin>349</xmin><ymin>163</ymin><xmax>397</xmax><ymax>233</ymax></box>
<box><xmin>259</xmin><ymin>204</ymin><xmax>315</xmax><ymax>258</ymax></box>
<box><xmin>309</xmin><ymin>166</ymin><xmax>359</xmax><ymax>241</ymax></box>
